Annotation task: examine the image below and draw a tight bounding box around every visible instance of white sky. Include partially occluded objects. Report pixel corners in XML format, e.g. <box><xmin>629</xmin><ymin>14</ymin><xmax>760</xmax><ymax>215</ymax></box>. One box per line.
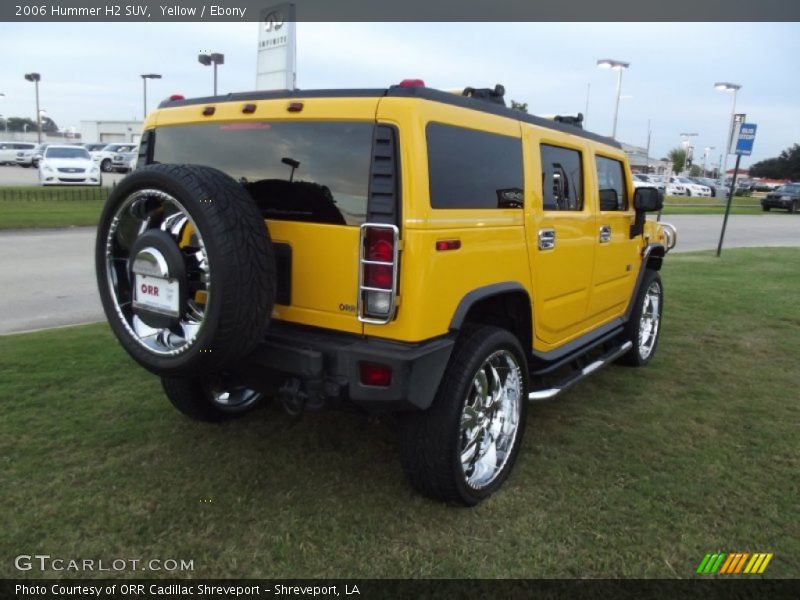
<box><xmin>2</xmin><ymin>22</ymin><xmax>799</xmax><ymax>167</ymax></box>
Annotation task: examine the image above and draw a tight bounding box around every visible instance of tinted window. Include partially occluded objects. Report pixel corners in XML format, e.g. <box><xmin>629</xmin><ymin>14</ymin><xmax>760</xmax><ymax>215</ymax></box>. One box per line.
<box><xmin>595</xmin><ymin>156</ymin><xmax>627</xmax><ymax>211</ymax></box>
<box><xmin>541</xmin><ymin>144</ymin><xmax>583</xmax><ymax>211</ymax></box>
<box><xmin>427</xmin><ymin>123</ymin><xmax>523</xmax><ymax>209</ymax></box>
<box><xmin>153</xmin><ymin>121</ymin><xmax>374</xmax><ymax>226</ymax></box>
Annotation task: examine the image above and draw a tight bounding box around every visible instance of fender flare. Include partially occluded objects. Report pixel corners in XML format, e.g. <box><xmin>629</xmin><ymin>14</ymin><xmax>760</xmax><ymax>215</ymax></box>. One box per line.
<box><xmin>449</xmin><ymin>282</ymin><xmax>530</xmax><ymax>331</ymax></box>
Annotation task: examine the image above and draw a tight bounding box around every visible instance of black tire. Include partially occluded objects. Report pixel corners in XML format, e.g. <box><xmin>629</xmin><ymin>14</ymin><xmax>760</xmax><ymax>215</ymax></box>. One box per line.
<box><xmin>96</xmin><ymin>164</ymin><xmax>276</xmax><ymax>377</ymax></box>
<box><xmin>398</xmin><ymin>324</ymin><xmax>529</xmax><ymax>506</ymax></box>
<box><xmin>618</xmin><ymin>270</ymin><xmax>663</xmax><ymax>367</ymax></box>
<box><xmin>101</xmin><ymin>158</ymin><xmax>112</xmax><ymax>172</ymax></box>
<box><xmin>162</xmin><ymin>375</ymin><xmax>265</xmax><ymax>422</ymax></box>
<box><xmin>762</xmin><ymin>206</ymin><xmax>770</xmax><ymax>212</ymax></box>
<box><xmin>685</xmin><ymin>189</ymin><xmax>691</xmax><ymax>197</ymax></box>
<box><xmin>21</xmin><ymin>163</ymin><xmax>31</xmax><ymax>169</ymax></box>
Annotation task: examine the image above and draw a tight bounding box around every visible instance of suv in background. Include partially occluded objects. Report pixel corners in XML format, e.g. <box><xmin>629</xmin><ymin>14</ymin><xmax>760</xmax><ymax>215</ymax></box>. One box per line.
<box><xmin>95</xmin><ymin>82</ymin><xmax>675</xmax><ymax>505</ymax></box>
<box><xmin>0</xmin><ymin>141</ymin><xmax>37</xmax><ymax>166</ymax></box>
<box><xmin>761</xmin><ymin>183</ymin><xmax>800</xmax><ymax>213</ymax></box>
<box><xmin>92</xmin><ymin>143</ymin><xmax>138</xmax><ymax>172</ymax></box>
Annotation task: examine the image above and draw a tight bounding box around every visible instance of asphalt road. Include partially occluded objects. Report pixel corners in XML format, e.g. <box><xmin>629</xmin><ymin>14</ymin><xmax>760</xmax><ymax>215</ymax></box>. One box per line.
<box><xmin>0</xmin><ymin>164</ymin><xmax>126</xmax><ymax>187</ymax></box>
<box><xmin>0</xmin><ymin>214</ymin><xmax>798</xmax><ymax>335</ymax></box>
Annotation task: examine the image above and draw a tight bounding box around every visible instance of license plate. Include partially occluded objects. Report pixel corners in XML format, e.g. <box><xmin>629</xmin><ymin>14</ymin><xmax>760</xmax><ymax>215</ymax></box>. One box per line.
<box><xmin>133</xmin><ymin>275</ymin><xmax>180</xmax><ymax>317</ymax></box>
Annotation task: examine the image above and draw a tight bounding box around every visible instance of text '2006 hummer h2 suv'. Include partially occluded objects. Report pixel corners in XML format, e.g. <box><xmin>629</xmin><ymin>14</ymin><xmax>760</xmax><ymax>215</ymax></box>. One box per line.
<box><xmin>95</xmin><ymin>81</ymin><xmax>676</xmax><ymax>506</ymax></box>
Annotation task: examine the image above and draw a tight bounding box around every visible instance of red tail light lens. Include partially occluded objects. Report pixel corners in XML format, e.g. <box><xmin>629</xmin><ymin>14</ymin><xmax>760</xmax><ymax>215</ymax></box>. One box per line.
<box><xmin>360</xmin><ymin>362</ymin><xmax>392</xmax><ymax>387</ymax></box>
<box><xmin>365</xmin><ymin>264</ymin><xmax>392</xmax><ymax>289</ymax></box>
<box><xmin>168</xmin><ymin>94</ymin><xmax>185</xmax><ymax>101</ymax></box>
<box><xmin>399</xmin><ymin>79</ymin><xmax>425</xmax><ymax>88</ymax></box>
<box><xmin>366</xmin><ymin>228</ymin><xmax>394</xmax><ymax>262</ymax></box>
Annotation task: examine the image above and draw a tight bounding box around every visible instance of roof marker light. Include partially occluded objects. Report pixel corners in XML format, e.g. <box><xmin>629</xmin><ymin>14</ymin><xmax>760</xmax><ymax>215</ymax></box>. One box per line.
<box><xmin>399</xmin><ymin>79</ymin><xmax>425</xmax><ymax>88</ymax></box>
<box><xmin>168</xmin><ymin>94</ymin><xmax>185</xmax><ymax>101</ymax></box>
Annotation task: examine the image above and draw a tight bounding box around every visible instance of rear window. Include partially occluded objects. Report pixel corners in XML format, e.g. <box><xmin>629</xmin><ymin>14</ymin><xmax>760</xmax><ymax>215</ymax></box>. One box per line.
<box><xmin>426</xmin><ymin>123</ymin><xmax>524</xmax><ymax>209</ymax></box>
<box><xmin>152</xmin><ymin>121</ymin><xmax>374</xmax><ymax>226</ymax></box>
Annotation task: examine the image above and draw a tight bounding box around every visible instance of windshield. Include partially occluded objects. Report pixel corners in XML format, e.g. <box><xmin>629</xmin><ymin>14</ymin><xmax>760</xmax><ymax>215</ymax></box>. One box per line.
<box><xmin>777</xmin><ymin>185</ymin><xmax>800</xmax><ymax>193</ymax></box>
<box><xmin>152</xmin><ymin>121</ymin><xmax>374</xmax><ymax>226</ymax></box>
<box><xmin>45</xmin><ymin>147</ymin><xmax>90</xmax><ymax>159</ymax></box>
<box><xmin>678</xmin><ymin>177</ymin><xmax>693</xmax><ymax>184</ymax></box>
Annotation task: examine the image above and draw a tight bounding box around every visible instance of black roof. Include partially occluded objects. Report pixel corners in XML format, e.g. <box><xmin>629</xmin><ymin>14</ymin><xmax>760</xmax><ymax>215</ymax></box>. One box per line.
<box><xmin>158</xmin><ymin>87</ymin><xmax>621</xmax><ymax>149</ymax></box>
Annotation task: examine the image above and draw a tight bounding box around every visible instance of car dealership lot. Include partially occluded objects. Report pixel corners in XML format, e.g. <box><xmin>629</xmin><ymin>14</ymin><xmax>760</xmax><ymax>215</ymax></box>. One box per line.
<box><xmin>0</xmin><ymin>164</ymin><xmax>126</xmax><ymax>187</ymax></box>
<box><xmin>0</xmin><ymin>215</ymin><xmax>798</xmax><ymax>335</ymax></box>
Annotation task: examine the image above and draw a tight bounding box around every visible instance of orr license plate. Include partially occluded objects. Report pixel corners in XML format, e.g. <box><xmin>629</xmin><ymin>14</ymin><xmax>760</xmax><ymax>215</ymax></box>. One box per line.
<box><xmin>133</xmin><ymin>275</ymin><xmax>180</xmax><ymax>317</ymax></box>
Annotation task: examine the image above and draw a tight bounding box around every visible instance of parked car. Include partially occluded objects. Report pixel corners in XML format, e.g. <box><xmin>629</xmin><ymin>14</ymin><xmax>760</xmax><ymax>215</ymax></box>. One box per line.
<box><xmin>92</xmin><ymin>143</ymin><xmax>138</xmax><ymax>173</ymax></box>
<box><xmin>667</xmin><ymin>177</ymin><xmax>687</xmax><ymax>196</ymax></box>
<box><xmin>633</xmin><ymin>173</ymin><xmax>666</xmax><ymax>195</ymax></box>
<box><xmin>38</xmin><ymin>144</ymin><xmax>102</xmax><ymax>186</ymax></box>
<box><xmin>691</xmin><ymin>177</ymin><xmax>727</xmax><ymax>198</ymax></box>
<box><xmin>761</xmin><ymin>183</ymin><xmax>800</xmax><ymax>213</ymax></box>
<box><xmin>111</xmin><ymin>150</ymin><xmax>138</xmax><ymax>173</ymax></box>
<box><xmin>675</xmin><ymin>176</ymin><xmax>711</xmax><ymax>197</ymax></box>
<box><xmin>83</xmin><ymin>143</ymin><xmax>109</xmax><ymax>153</ymax></box>
<box><xmin>16</xmin><ymin>143</ymin><xmax>47</xmax><ymax>168</ymax></box>
<box><xmin>0</xmin><ymin>142</ymin><xmax>37</xmax><ymax>166</ymax></box>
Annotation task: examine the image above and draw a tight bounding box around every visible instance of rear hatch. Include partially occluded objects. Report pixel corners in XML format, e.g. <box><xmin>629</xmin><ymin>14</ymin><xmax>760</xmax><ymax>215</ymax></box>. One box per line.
<box><xmin>148</xmin><ymin>97</ymin><xmax>384</xmax><ymax>334</ymax></box>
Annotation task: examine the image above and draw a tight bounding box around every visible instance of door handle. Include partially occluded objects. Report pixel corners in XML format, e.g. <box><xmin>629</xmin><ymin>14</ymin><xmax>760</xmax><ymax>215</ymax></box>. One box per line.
<box><xmin>599</xmin><ymin>225</ymin><xmax>612</xmax><ymax>243</ymax></box>
<box><xmin>538</xmin><ymin>229</ymin><xmax>556</xmax><ymax>250</ymax></box>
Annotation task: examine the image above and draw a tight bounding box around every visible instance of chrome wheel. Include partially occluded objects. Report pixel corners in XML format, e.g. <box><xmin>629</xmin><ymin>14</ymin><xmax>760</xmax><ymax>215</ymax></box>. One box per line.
<box><xmin>207</xmin><ymin>381</ymin><xmax>263</xmax><ymax>412</ymax></box>
<box><xmin>104</xmin><ymin>189</ymin><xmax>210</xmax><ymax>357</ymax></box>
<box><xmin>638</xmin><ymin>280</ymin><xmax>661</xmax><ymax>360</ymax></box>
<box><xmin>459</xmin><ymin>349</ymin><xmax>523</xmax><ymax>489</ymax></box>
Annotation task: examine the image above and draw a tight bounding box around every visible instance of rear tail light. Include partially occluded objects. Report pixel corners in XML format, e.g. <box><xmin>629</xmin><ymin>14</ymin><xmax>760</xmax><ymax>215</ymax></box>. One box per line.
<box><xmin>359</xmin><ymin>362</ymin><xmax>393</xmax><ymax>387</ymax></box>
<box><xmin>358</xmin><ymin>224</ymin><xmax>399</xmax><ymax>323</ymax></box>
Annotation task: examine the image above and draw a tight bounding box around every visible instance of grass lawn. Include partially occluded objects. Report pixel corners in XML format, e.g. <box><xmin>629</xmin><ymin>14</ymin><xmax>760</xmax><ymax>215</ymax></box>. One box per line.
<box><xmin>660</xmin><ymin>195</ymin><xmax>763</xmax><ymax>215</ymax></box>
<box><xmin>0</xmin><ymin>186</ymin><xmax>107</xmax><ymax>229</ymax></box>
<box><xmin>1</xmin><ymin>248</ymin><xmax>798</xmax><ymax>579</ymax></box>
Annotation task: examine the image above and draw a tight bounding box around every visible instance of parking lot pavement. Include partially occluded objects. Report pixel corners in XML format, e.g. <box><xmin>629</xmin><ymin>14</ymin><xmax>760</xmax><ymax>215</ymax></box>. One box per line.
<box><xmin>0</xmin><ymin>215</ymin><xmax>798</xmax><ymax>335</ymax></box>
<box><xmin>0</xmin><ymin>164</ymin><xmax>126</xmax><ymax>187</ymax></box>
<box><xmin>0</xmin><ymin>227</ymin><xmax>102</xmax><ymax>334</ymax></box>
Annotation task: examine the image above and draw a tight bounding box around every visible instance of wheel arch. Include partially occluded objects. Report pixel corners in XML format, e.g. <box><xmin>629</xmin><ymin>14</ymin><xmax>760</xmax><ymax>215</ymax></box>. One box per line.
<box><xmin>449</xmin><ymin>282</ymin><xmax>533</xmax><ymax>356</ymax></box>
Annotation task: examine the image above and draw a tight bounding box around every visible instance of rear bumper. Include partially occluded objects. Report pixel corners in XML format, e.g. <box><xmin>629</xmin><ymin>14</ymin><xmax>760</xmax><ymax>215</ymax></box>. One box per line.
<box><xmin>240</xmin><ymin>322</ymin><xmax>455</xmax><ymax>411</ymax></box>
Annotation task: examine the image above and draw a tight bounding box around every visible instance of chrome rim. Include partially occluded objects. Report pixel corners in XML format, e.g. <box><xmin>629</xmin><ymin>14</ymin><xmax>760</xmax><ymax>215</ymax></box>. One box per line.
<box><xmin>638</xmin><ymin>281</ymin><xmax>661</xmax><ymax>360</ymax></box>
<box><xmin>105</xmin><ymin>189</ymin><xmax>210</xmax><ymax>357</ymax></box>
<box><xmin>207</xmin><ymin>381</ymin><xmax>263</xmax><ymax>412</ymax></box>
<box><xmin>459</xmin><ymin>349</ymin><xmax>523</xmax><ymax>489</ymax></box>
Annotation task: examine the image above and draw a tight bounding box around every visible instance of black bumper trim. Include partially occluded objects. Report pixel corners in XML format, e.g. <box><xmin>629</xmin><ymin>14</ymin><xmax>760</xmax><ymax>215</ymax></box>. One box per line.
<box><xmin>243</xmin><ymin>323</ymin><xmax>455</xmax><ymax>411</ymax></box>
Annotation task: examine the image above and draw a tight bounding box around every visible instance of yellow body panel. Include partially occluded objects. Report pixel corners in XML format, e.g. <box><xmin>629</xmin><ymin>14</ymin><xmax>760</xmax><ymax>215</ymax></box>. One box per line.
<box><xmin>145</xmin><ymin>93</ymin><xmax>670</xmax><ymax>353</ymax></box>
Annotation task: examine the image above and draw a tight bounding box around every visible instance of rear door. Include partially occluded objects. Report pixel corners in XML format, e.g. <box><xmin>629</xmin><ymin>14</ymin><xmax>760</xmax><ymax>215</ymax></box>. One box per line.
<box><xmin>527</xmin><ymin>134</ymin><xmax>597</xmax><ymax>348</ymax></box>
<box><xmin>150</xmin><ymin>98</ymin><xmax>381</xmax><ymax>334</ymax></box>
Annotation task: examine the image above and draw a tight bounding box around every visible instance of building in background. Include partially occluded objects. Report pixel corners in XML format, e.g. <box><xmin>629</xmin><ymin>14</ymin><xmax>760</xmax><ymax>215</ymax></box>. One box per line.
<box><xmin>80</xmin><ymin>120</ymin><xmax>143</xmax><ymax>143</ymax></box>
<box><xmin>621</xmin><ymin>142</ymin><xmax>671</xmax><ymax>175</ymax></box>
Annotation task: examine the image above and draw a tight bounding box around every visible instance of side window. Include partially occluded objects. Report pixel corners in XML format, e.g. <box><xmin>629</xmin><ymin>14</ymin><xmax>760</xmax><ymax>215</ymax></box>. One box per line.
<box><xmin>427</xmin><ymin>123</ymin><xmax>524</xmax><ymax>209</ymax></box>
<box><xmin>595</xmin><ymin>156</ymin><xmax>628</xmax><ymax>211</ymax></box>
<box><xmin>540</xmin><ymin>144</ymin><xmax>583</xmax><ymax>211</ymax></box>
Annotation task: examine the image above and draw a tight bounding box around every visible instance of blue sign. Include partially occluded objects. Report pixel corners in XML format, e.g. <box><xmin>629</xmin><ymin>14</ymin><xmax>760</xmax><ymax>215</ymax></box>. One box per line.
<box><xmin>735</xmin><ymin>123</ymin><xmax>757</xmax><ymax>156</ymax></box>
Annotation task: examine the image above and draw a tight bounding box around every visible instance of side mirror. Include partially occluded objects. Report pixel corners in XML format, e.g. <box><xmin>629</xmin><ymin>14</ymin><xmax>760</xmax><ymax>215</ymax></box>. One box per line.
<box><xmin>633</xmin><ymin>186</ymin><xmax>663</xmax><ymax>212</ymax></box>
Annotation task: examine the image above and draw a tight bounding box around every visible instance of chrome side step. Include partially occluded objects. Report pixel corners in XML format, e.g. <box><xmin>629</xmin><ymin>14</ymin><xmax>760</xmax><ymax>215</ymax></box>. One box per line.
<box><xmin>528</xmin><ymin>341</ymin><xmax>633</xmax><ymax>401</ymax></box>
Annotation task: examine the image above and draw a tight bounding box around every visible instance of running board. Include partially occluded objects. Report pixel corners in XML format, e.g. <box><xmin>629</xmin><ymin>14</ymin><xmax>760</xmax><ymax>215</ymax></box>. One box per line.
<box><xmin>528</xmin><ymin>341</ymin><xmax>633</xmax><ymax>401</ymax></box>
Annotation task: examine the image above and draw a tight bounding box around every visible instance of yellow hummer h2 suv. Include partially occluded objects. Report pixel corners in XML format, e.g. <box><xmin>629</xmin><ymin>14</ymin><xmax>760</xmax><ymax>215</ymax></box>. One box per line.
<box><xmin>95</xmin><ymin>81</ymin><xmax>676</xmax><ymax>505</ymax></box>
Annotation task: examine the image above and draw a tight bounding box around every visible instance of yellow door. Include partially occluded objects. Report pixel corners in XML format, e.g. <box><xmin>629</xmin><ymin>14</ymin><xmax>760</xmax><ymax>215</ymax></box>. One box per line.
<box><xmin>587</xmin><ymin>153</ymin><xmax>641</xmax><ymax>322</ymax></box>
<box><xmin>527</xmin><ymin>136</ymin><xmax>597</xmax><ymax>348</ymax></box>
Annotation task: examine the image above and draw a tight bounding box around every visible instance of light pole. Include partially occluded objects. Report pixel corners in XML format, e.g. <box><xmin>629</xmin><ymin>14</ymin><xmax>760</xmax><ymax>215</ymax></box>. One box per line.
<box><xmin>596</xmin><ymin>58</ymin><xmax>630</xmax><ymax>139</ymax></box>
<box><xmin>198</xmin><ymin>53</ymin><xmax>224</xmax><ymax>96</ymax></box>
<box><xmin>24</xmin><ymin>73</ymin><xmax>42</xmax><ymax>143</ymax></box>
<box><xmin>702</xmin><ymin>146</ymin><xmax>715</xmax><ymax>177</ymax></box>
<box><xmin>141</xmin><ymin>73</ymin><xmax>162</xmax><ymax>120</ymax></box>
<box><xmin>680</xmin><ymin>132</ymin><xmax>698</xmax><ymax>175</ymax></box>
<box><xmin>714</xmin><ymin>82</ymin><xmax>741</xmax><ymax>182</ymax></box>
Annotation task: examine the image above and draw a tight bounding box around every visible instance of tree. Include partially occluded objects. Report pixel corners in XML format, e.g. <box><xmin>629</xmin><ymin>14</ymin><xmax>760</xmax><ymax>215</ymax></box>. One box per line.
<box><xmin>749</xmin><ymin>144</ymin><xmax>800</xmax><ymax>181</ymax></box>
<box><xmin>510</xmin><ymin>100</ymin><xmax>528</xmax><ymax>113</ymax></box>
<box><xmin>4</xmin><ymin>115</ymin><xmax>59</xmax><ymax>133</ymax></box>
<box><xmin>667</xmin><ymin>147</ymin><xmax>686</xmax><ymax>174</ymax></box>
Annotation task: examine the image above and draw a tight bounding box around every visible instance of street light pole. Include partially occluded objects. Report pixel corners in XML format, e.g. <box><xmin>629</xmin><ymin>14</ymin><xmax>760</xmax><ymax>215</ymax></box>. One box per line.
<box><xmin>141</xmin><ymin>74</ymin><xmax>162</xmax><ymax>120</ymax></box>
<box><xmin>714</xmin><ymin>82</ymin><xmax>741</xmax><ymax>182</ymax></box>
<box><xmin>198</xmin><ymin>53</ymin><xmax>225</xmax><ymax>95</ymax></box>
<box><xmin>597</xmin><ymin>58</ymin><xmax>630</xmax><ymax>139</ymax></box>
<box><xmin>24</xmin><ymin>73</ymin><xmax>42</xmax><ymax>143</ymax></box>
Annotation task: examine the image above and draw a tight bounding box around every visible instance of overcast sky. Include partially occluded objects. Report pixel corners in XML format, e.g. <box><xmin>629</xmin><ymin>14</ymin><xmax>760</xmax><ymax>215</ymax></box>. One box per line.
<box><xmin>2</xmin><ymin>22</ymin><xmax>799</xmax><ymax>167</ymax></box>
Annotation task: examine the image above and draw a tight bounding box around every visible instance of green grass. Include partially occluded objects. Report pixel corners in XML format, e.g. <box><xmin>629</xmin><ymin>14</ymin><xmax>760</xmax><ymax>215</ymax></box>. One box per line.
<box><xmin>1</xmin><ymin>248</ymin><xmax>799</xmax><ymax>579</ymax></box>
<box><xmin>0</xmin><ymin>186</ymin><xmax>107</xmax><ymax>229</ymax></box>
<box><xmin>660</xmin><ymin>195</ymin><xmax>763</xmax><ymax>215</ymax></box>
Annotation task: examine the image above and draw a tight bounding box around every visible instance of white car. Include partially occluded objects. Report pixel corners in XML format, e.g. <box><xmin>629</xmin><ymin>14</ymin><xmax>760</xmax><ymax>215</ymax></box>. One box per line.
<box><xmin>675</xmin><ymin>176</ymin><xmax>711</xmax><ymax>197</ymax></box>
<box><xmin>632</xmin><ymin>173</ymin><xmax>666</xmax><ymax>195</ymax></box>
<box><xmin>0</xmin><ymin>141</ymin><xmax>37</xmax><ymax>166</ymax></box>
<box><xmin>39</xmin><ymin>145</ymin><xmax>102</xmax><ymax>186</ymax></box>
<box><xmin>92</xmin><ymin>143</ymin><xmax>138</xmax><ymax>173</ymax></box>
<box><xmin>667</xmin><ymin>177</ymin><xmax>687</xmax><ymax>196</ymax></box>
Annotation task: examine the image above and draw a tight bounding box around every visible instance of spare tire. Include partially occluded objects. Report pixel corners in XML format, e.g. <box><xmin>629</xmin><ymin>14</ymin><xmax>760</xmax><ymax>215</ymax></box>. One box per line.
<box><xmin>95</xmin><ymin>164</ymin><xmax>275</xmax><ymax>377</ymax></box>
